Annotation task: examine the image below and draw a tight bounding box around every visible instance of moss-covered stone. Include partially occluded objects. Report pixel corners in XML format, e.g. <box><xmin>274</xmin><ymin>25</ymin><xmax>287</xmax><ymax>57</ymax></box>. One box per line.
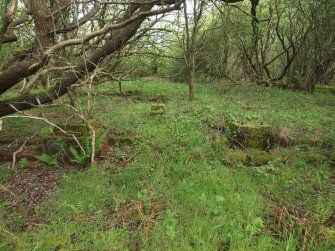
<box><xmin>151</xmin><ymin>103</ymin><xmax>165</xmax><ymax>114</ymax></box>
<box><xmin>53</xmin><ymin>124</ymin><xmax>88</xmax><ymax>137</ymax></box>
<box><xmin>109</xmin><ymin>134</ymin><xmax>141</xmax><ymax>146</ymax></box>
<box><xmin>226</xmin><ymin>150</ymin><xmax>274</xmax><ymax>166</ymax></box>
<box><xmin>253</xmin><ymin>152</ymin><xmax>274</xmax><ymax>166</ymax></box>
<box><xmin>227</xmin><ymin>121</ymin><xmax>274</xmax><ymax>149</ymax></box>
<box><xmin>155</xmin><ymin>94</ymin><xmax>168</xmax><ymax>103</ymax></box>
<box><xmin>228</xmin><ymin>150</ymin><xmax>252</xmax><ymax>165</ymax></box>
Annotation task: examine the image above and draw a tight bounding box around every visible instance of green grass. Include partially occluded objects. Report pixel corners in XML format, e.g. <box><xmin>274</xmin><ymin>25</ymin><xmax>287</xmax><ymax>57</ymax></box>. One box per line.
<box><xmin>1</xmin><ymin>80</ymin><xmax>335</xmax><ymax>250</ymax></box>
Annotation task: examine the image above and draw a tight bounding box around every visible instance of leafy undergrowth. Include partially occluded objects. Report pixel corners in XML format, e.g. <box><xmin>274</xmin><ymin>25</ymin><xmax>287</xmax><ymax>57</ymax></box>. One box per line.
<box><xmin>1</xmin><ymin>80</ymin><xmax>335</xmax><ymax>250</ymax></box>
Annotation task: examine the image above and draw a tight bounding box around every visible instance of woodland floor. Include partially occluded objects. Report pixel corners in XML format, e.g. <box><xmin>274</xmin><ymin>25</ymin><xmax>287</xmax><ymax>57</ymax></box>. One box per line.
<box><xmin>0</xmin><ymin>80</ymin><xmax>335</xmax><ymax>250</ymax></box>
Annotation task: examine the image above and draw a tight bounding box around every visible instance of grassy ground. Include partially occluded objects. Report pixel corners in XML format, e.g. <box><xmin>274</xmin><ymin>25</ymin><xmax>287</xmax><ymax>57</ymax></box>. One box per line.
<box><xmin>1</xmin><ymin>80</ymin><xmax>335</xmax><ymax>250</ymax></box>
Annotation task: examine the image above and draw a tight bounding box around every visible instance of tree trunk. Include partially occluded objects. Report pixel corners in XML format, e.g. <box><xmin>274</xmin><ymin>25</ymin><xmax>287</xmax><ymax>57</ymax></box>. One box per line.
<box><xmin>29</xmin><ymin>0</ymin><xmax>53</xmax><ymax>51</ymax></box>
<box><xmin>188</xmin><ymin>54</ymin><xmax>195</xmax><ymax>101</ymax></box>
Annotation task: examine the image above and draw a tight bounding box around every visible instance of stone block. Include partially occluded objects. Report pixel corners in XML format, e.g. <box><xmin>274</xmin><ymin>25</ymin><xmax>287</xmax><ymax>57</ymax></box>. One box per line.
<box><xmin>151</xmin><ymin>103</ymin><xmax>165</xmax><ymax>114</ymax></box>
<box><xmin>227</xmin><ymin>121</ymin><xmax>274</xmax><ymax>149</ymax></box>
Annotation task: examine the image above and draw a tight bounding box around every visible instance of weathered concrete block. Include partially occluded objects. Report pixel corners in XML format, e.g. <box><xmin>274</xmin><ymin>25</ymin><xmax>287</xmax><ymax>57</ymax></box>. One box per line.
<box><xmin>228</xmin><ymin>121</ymin><xmax>274</xmax><ymax>149</ymax></box>
<box><xmin>226</xmin><ymin>150</ymin><xmax>275</xmax><ymax>166</ymax></box>
<box><xmin>151</xmin><ymin>103</ymin><xmax>165</xmax><ymax>114</ymax></box>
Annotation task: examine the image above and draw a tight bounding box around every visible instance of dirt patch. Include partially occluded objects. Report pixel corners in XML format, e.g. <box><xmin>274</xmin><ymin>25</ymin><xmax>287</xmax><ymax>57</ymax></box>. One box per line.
<box><xmin>0</xmin><ymin>140</ymin><xmax>113</xmax><ymax>230</ymax></box>
<box><xmin>96</xmin><ymin>90</ymin><xmax>168</xmax><ymax>104</ymax></box>
<box><xmin>0</xmin><ymin>166</ymin><xmax>64</xmax><ymax>229</ymax></box>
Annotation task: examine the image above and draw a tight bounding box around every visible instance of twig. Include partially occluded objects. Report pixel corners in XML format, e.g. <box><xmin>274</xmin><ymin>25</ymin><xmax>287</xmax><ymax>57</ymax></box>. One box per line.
<box><xmin>12</xmin><ymin>133</ymin><xmax>37</xmax><ymax>168</ymax></box>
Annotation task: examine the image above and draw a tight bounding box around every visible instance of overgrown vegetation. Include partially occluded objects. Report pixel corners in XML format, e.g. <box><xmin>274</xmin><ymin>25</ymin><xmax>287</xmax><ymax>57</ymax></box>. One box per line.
<box><xmin>0</xmin><ymin>0</ymin><xmax>335</xmax><ymax>250</ymax></box>
<box><xmin>1</xmin><ymin>80</ymin><xmax>334</xmax><ymax>250</ymax></box>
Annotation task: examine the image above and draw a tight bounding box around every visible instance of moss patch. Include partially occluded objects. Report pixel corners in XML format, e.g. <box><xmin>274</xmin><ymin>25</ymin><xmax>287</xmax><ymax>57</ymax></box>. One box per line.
<box><xmin>109</xmin><ymin>133</ymin><xmax>141</xmax><ymax>146</ymax></box>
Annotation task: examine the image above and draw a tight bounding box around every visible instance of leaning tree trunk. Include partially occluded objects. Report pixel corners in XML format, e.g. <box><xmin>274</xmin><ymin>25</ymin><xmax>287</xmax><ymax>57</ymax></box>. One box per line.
<box><xmin>0</xmin><ymin>4</ymin><xmax>153</xmax><ymax>117</ymax></box>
